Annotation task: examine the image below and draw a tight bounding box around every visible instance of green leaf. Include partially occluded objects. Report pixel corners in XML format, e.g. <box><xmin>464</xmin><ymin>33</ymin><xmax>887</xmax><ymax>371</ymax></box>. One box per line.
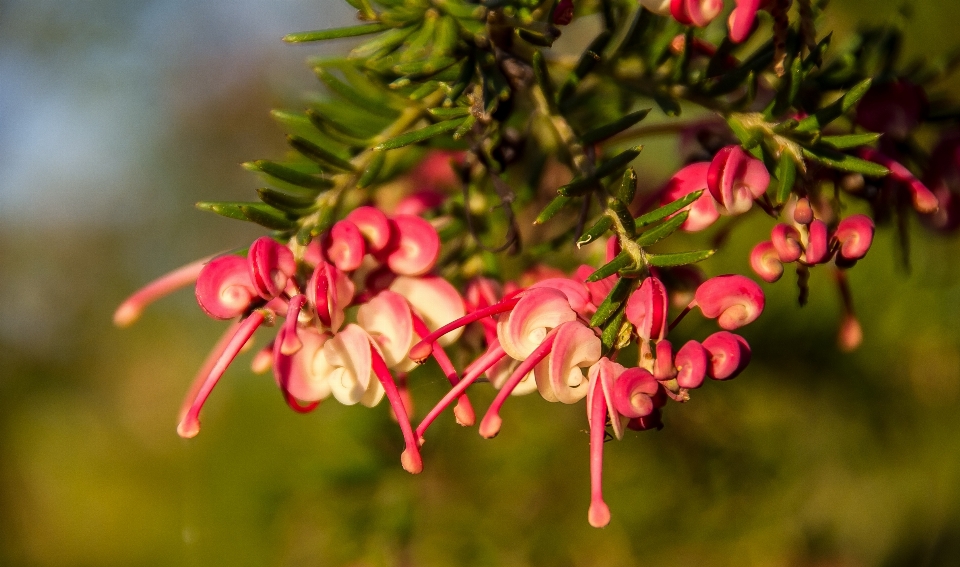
<box><xmin>534</xmin><ymin>195</ymin><xmax>573</xmax><ymax>225</ymax></box>
<box><xmin>315</xmin><ymin>67</ymin><xmax>399</xmax><ymax>118</ymax></box>
<box><xmin>775</xmin><ymin>154</ymin><xmax>797</xmax><ymax>205</ymax></box>
<box><xmin>595</xmin><ymin>146</ymin><xmax>643</xmax><ymax>178</ymax></box>
<box><xmin>795</xmin><ymin>78</ymin><xmax>872</xmax><ymax>133</ymax></box>
<box><xmin>590</xmin><ymin>277</ymin><xmax>634</xmax><ymax>328</ymax></box>
<box><xmin>617</xmin><ymin>167</ymin><xmax>638</xmax><ymax>205</ymax></box>
<box><xmin>802</xmin><ymin>147</ymin><xmax>890</xmax><ymax>177</ymax></box>
<box><xmin>600</xmin><ymin>310</ymin><xmax>626</xmax><ymax>353</ymax></box>
<box><xmin>453</xmin><ymin>115</ymin><xmax>476</xmax><ymax>140</ymax></box>
<box><xmin>288</xmin><ymin>136</ymin><xmax>356</xmax><ymax>172</ymax></box>
<box><xmin>375</xmin><ymin>118</ymin><xmax>466</xmax><ymax>150</ymax></box>
<box><xmin>196</xmin><ymin>201</ymin><xmax>297</xmax><ymax>230</ymax></box>
<box><xmin>350</xmin><ymin>26</ymin><xmax>417</xmax><ymax>60</ymax></box>
<box><xmin>586</xmin><ymin>251</ymin><xmax>632</xmax><ymax>282</ymax></box>
<box><xmin>243</xmin><ymin>160</ymin><xmax>333</xmax><ymax>190</ymax></box>
<box><xmin>196</xmin><ymin>201</ymin><xmax>248</xmax><ymax>222</ymax></box>
<box><xmin>428</xmin><ymin>106</ymin><xmax>470</xmax><ymax>119</ymax></box>
<box><xmin>518</xmin><ymin>29</ymin><xmax>557</xmax><ymax>47</ymax></box>
<box><xmin>532</xmin><ymin>51</ymin><xmax>556</xmax><ymax>113</ymax></box>
<box><xmin>635</xmin><ymin>211</ymin><xmax>688</xmax><ymax>247</ymax></box>
<box><xmin>581</xmin><ymin>109</ymin><xmax>651</xmax><ymax>145</ymax></box>
<box><xmin>653</xmin><ymin>92</ymin><xmax>681</xmax><ymax>117</ymax></box>
<box><xmin>820</xmin><ymin>132</ymin><xmax>882</xmax><ymax>150</ymax></box>
<box><xmin>283</xmin><ymin>23</ymin><xmax>388</xmax><ymax>43</ymax></box>
<box><xmin>357</xmin><ymin>151</ymin><xmax>386</xmax><ymax>188</ymax></box>
<box><xmin>646</xmin><ymin>249</ymin><xmax>715</xmax><ymax>267</ymax></box>
<box><xmin>635</xmin><ymin>190</ymin><xmax>702</xmax><ymax>228</ymax></box>
<box><xmin>256</xmin><ymin>188</ymin><xmax>317</xmax><ymax>212</ymax></box>
<box><xmin>577</xmin><ymin>215</ymin><xmax>613</xmax><ymax>247</ymax></box>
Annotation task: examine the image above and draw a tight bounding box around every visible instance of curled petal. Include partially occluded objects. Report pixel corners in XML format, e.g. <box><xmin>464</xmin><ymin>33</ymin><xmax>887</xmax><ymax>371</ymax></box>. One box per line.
<box><xmin>389</xmin><ymin>275</ymin><xmax>466</xmax><ymax>347</ymax></box>
<box><xmin>382</xmin><ymin>215</ymin><xmax>440</xmax><ymax>276</ymax></box>
<box><xmin>833</xmin><ymin>214</ymin><xmax>875</xmax><ymax>263</ymax></box>
<box><xmin>728</xmin><ymin>0</ymin><xmax>762</xmax><ymax>42</ymax></box>
<box><xmin>307</xmin><ymin>262</ymin><xmax>355</xmax><ymax>332</ymax></box>
<box><xmin>771</xmin><ymin>223</ymin><xmax>803</xmax><ymax>263</ymax></box>
<box><xmin>195</xmin><ymin>255</ymin><xmax>258</xmax><ymax>320</ymax></box>
<box><xmin>497</xmin><ymin>288</ymin><xmax>577</xmax><ymax>361</ymax></box>
<box><xmin>708</xmin><ymin>145</ymin><xmax>770</xmax><ymax>215</ymax></box>
<box><xmin>114</xmin><ymin>255</ymin><xmax>210</xmax><ymax>327</ymax></box>
<box><xmin>357</xmin><ymin>291</ymin><xmax>414</xmax><ymax>368</ymax></box>
<box><xmin>750</xmin><ymin>241</ymin><xmax>784</xmax><ymax>283</ymax></box>
<box><xmin>323</xmin><ymin>324</ymin><xmax>383</xmax><ymax>407</ymax></box>
<box><xmin>535</xmin><ymin>321</ymin><xmax>602</xmax><ymax>404</ymax></box>
<box><xmin>702</xmin><ymin>331</ymin><xmax>751</xmax><ymax>380</ymax></box>
<box><xmin>684</xmin><ymin>0</ymin><xmax>723</xmax><ymax>27</ymax></box>
<box><xmin>805</xmin><ymin>219</ymin><xmax>829</xmax><ymax>264</ymax></box>
<box><xmin>625</xmin><ymin>277</ymin><xmax>669</xmax><ymax>341</ymax></box>
<box><xmin>611</xmin><ymin>367</ymin><xmax>658</xmax><ymax>420</ymax></box>
<box><xmin>248</xmin><ymin>237</ymin><xmax>296</xmax><ymax>300</ymax></box>
<box><xmin>528</xmin><ymin>278</ymin><xmax>592</xmax><ymax>315</ymax></box>
<box><xmin>661</xmin><ymin>162</ymin><xmax>720</xmax><ymax>232</ymax></box>
<box><xmin>695</xmin><ymin>275</ymin><xmax>765</xmax><ymax>330</ymax></box>
<box><xmin>323</xmin><ymin>220</ymin><xmax>366</xmax><ymax>272</ymax></box>
<box><xmin>675</xmin><ymin>340</ymin><xmax>708</xmax><ymax>389</ymax></box>
<box><xmin>346</xmin><ymin>206</ymin><xmax>393</xmax><ymax>254</ymax></box>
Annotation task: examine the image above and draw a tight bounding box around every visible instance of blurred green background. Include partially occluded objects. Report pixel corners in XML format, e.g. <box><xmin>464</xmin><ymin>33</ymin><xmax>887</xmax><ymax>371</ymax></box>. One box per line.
<box><xmin>3</xmin><ymin>0</ymin><xmax>960</xmax><ymax>565</ymax></box>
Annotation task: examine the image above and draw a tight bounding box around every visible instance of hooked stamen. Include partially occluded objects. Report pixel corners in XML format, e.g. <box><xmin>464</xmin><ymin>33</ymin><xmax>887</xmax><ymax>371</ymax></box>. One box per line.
<box><xmin>416</xmin><ymin>342</ymin><xmax>507</xmax><ymax>443</ymax></box>
<box><xmin>178</xmin><ymin>311</ymin><xmax>266</xmax><ymax>438</ymax></box>
<box><xmin>409</xmin><ymin>296</ymin><xmax>522</xmax><ymax>362</ymax></box>
<box><xmin>410</xmin><ymin>313</ymin><xmax>475</xmax><ymax>427</ymax></box>
<box><xmin>479</xmin><ymin>330</ymin><xmax>559</xmax><ymax>439</ymax></box>
<box><xmin>370</xmin><ymin>347</ymin><xmax>423</xmax><ymax>474</ymax></box>
<box><xmin>588</xmin><ymin>377</ymin><xmax>612</xmax><ymax>528</ymax></box>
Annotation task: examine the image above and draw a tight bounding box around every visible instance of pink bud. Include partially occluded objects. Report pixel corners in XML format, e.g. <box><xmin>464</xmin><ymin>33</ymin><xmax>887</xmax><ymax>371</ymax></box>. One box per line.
<box><xmin>660</xmin><ymin>162</ymin><xmax>720</xmax><ymax>232</ymax></box>
<box><xmin>804</xmin><ymin>219</ymin><xmax>829</xmax><ymax>264</ymax></box>
<box><xmin>553</xmin><ymin>0</ymin><xmax>574</xmax><ymax>25</ymax></box>
<box><xmin>749</xmin><ymin>241</ymin><xmax>784</xmax><ymax>283</ymax></box>
<box><xmin>695</xmin><ymin>274</ymin><xmax>765</xmax><ymax>330</ymax></box>
<box><xmin>248</xmin><ymin>237</ymin><xmax>296</xmax><ymax>300</ymax></box>
<box><xmin>770</xmin><ymin>223</ymin><xmax>803</xmax><ymax>263</ymax></box>
<box><xmin>859</xmin><ymin>148</ymin><xmax>939</xmax><ymax>214</ymax></box>
<box><xmin>346</xmin><ymin>206</ymin><xmax>393</xmax><ymax>254</ymax></box>
<box><xmin>671</xmin><ymin>0</ymin><xmax>723</xmax><ymax>27</ymax></box>
<box><xmin>833</xmin><ymin>214</ymin><xmax>875</xmax><ymax>264</ymax></box>
<box><xmin>381</xmin><ymin>215</ymin><xmax>440</xmax><ymax>276</ymax></box>
<box><xmin>654</xmin><ymin>340</ymin><xmax>676</xmax><ymax>380</ymax></box>
<box><xmin>707</xmin><ymin>145</ymin><xmax>771</xmax><ymax>215</ymax></box>
<box><xmin>195</xmin><ymin>255</ymin><xmax>258</xmax><ymax>319</ymax></box>
<box><xmin>529</xmin><ymin>278</ymin><xmax>592</xmax><ymax>316</ymax></box>
<box><xmin>728</xmin><ymin>0</ymin><xmax>766</xmax><ymax>43</ymax></box>
<box><xmin>702</xmin><ymin>331</ymin><xmax>751</xmax><ymax>380</ymax></box>
<box><xmin>838</xmin><ymin>312</ymin><xmax>863</xmax><ymax>352</ymax></box>
<box><xmin>675</xmin><ymin>340</ymin><xmax>708</xmax><ymax>388</ymax></box>
<box><xmin>307</xmin><ymin>261</ymin><xmax>355</xmax><ymax>331</ymax></box>
<box><xmin>612</xmin><ymin>367</ymin><xmax>659</xmax><ymax>418</ymax></box>
<box><xmin>625</xmin><ymin>277</ymin><xmax>669</xmax><ymax>341</ymax></box>
<box><xmin>322</xmin><ymin>220</ymin><xmax>366</xmax><ymax>272</ymax></box>
<box><xmin>793</xmin><ymin>197</ymin><xmax>813</xmax><ymax>225</ymax></box>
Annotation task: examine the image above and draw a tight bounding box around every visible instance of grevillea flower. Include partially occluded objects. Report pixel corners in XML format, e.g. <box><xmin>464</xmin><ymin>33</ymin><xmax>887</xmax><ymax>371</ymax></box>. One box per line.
<box><xmin>707</xmin><ymin>145</ymin><xmax>771</xmax><ymax>215</ymax></box>
<box><xmin>195</xmin><ymin>255</ymin><xmax>259</xmax><ymax>320</ymax></box>
<box><xmin>750</xmin><ymin>241</ymin><xmax>784</xmax><ymax>283</ymax></box>
<box><xmin>670</xmin><ymin>0</ymin><xmax>724</xmax><ymax>27</ymax></box>
<box><xmin>771</xmin><ymin>223</ymin><xmax>803</xmax><ymax>263</ymax></box>
<box><xmin>625</xmin><ymin>276</ymin><xmax>669</xmax><ymax>341</ymax></box>
<box><xmin>832</xmin><ymin>214</ymin><xmax>875</xmax><ymax>266</ymax></box>
<box><xmin>660</xmin><ymin>162</ymin><xmax>720</xmax><ymax>232</ymax></box>
<box><xmin>380</xmin><ymin>215</ymin><xmax>441</xmax><ymax>276</ymax></box>
<box><xmin>702</xmin><ymin>331</ymin><xmax>751</xmax><ymax>380</ymax></box>
<box><xmin>805</xmin><ymin>219</ymin><xmax>829</xmax><ymax>265</ymax></box>
<box><xmin>728</xmin><ymin>0</ymin><xmax>771</xmax><ymax>43</ymax></box>
<box><xmin>693</xmin><ymin>274</ymin><xmax>765</xmax><ymax>330</ymax></box>
<box><xmin>859</xmin><ymin>148</ymin><xmax>939</xmax><ymax>214</ymax></box>
<box><xmin>113</xmin><ymin>255</ymin><xmax>212</xmax><ymax>327</ymax></box>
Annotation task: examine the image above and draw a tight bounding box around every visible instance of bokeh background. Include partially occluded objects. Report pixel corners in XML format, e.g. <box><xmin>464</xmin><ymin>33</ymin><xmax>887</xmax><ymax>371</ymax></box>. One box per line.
<box><xmin>3</xmin><ymin>0</ymin><xmax>960</xmax><ymax>565</ymax></box>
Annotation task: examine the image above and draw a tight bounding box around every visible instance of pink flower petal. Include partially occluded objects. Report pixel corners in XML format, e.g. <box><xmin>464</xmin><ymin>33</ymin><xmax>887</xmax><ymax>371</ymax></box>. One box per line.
<box><xmin>625</xmin><ymin>276</ymin><xmax>669</xmax><ymax>341</ymax></box>
<box><xmin>535</xmin><ymin>321</ymin><xmax>601</xmax><ymax>404</ymax></box>
<box><xmin>248</xmin><ymin>237</ymin><xmax>297</xmax><ymax>300</ymax></box>
<box><xmin>833</xmin><ymin>214</ymin><xmax>875</xmax><ymax>263</ymax></box>
<box><xmin>805</xmin><ymin>219</ymin><xmax>829</xmax><ymax>264</ymax></box>
<box><xmin>497</xmin><ymin>287</ymin><xmax>577</xmax><ymax>361</ymax></box>
<box><xmin>346</xmin><ymin>206</ymin><xmax>393</xmax><ymax>254</ymax></box>
<box><xmin>389</xmin><ymin>275</ymin><xmax>466</xmax><ymax>347</ymax></box>
<box><xmin>382</xmin><ymin>215</ymin><xmax>440</xmax><ymax>276</ymax></box>
<box><xmin>675</xmin><ymin>340</ymin><xmax>708</xmax><ymax>388</ymax></box>
<box><xmin>771</xmin><ymin>223</ymin><xmax>803</xmax><ymax>263</ymax></box>
<box><xmin>702</xmin><ymin>331</ymin><xmax>751</xmax><ymax>380</ymax></box>
<box><xmin>323</xmin><ymin>324</ymin><xmax>383</xmax><ymax>407</ymax></box>
<box><xmin>357</xmin><ymin>291</ymin><xmax>414</xmax><ymax>369</ymax></box>
<box><xmin>750</xmin><ymin>241</ymin><xmax>784</xmax><ymax>283</ymax></box>
<box><xmin>322</xmin><ymin>220</ymin><xmax>366</xmax><ymax>272</ymax></box>
<box><xmin>610</xmin><ymin>366</ymin><xmax>658</xmax><ymax>419</ymax></box>
<box><xmin>661</xmin><ymin>162</ymin><xmax>720</xmax><ymax>232</ymax></box>
<box><xmin>695</xmin><ymin>274</ymin><xmax>765</xmax><ymax>330</ymax></box>
<box><xmin>728</xmin><ymin>0</ymin><xmax>761</xmax><ymax>42</ymax></box>
<box><xmin>195</xmin><ymin>255</ymin><xmax>258</xmax><ymax>320</ymax></box>
<box><xmin>528</xmin><ymin>277</ymin><xmax>592</xmax><ymax>315</ymax></box>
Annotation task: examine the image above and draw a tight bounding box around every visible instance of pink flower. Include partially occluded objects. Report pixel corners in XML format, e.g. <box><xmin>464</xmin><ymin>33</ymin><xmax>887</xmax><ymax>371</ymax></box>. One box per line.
<box><xmin>625</xmin><ymin>276</ymin><xmax>669</xmax><ymax>341</ymax></box>
<box><xmin>832</xmin><ymin>214</ymin><xmax>875</xmax><ymax>266</ymax></box>
<box><xmin>859</xmin><ymin>148</ymin><xmax>939</xmax><ymax>214</ymax></box>
<box><xmin>670</xmin><ymin>0</ymin><xmax>724</xmax><ymax>27</ymax></box>
<box><xmin>694</xmin><ymin>274</ymin><xmax>765</xmax><ymax>330</ymax></box>
<box><xmin>702</xmin><ymin>331</ymin><xmax>751</xmax><ymax>380</ymax></box>
<box><xmin>708</xmin><ymin>145</ymin><xmax>771</xmax><ymax>215</ymax></box>
<box><xmin>728</xmin><ymin>0</ymin><xmax>771</xmax><ymax>43</ymax></box>
<box><xmin>750</xmin><ymin>241</ymin><xmax>784</xmax><ymax>283</ymax></box>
